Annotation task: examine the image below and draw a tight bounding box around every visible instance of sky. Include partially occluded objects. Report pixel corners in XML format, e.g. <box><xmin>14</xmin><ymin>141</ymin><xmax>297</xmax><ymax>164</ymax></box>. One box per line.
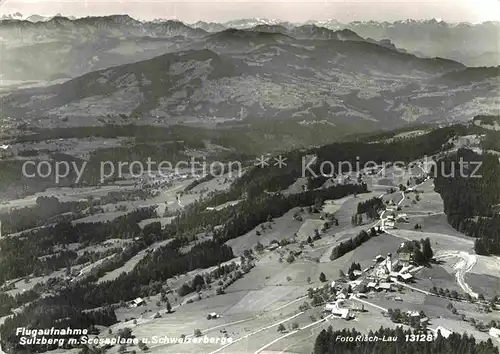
<box><xmin>0</xmin><ymin>0</ymin><xmax>499</xmax><ymax>24</ymax></box>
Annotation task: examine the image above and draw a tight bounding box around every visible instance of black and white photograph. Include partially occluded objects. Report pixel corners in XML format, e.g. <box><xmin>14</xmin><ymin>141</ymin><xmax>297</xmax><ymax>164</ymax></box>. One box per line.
<box><xmin>0</xmin><ymin>0</ymin><xmax>499</xmax><ymax>353</ymax></box>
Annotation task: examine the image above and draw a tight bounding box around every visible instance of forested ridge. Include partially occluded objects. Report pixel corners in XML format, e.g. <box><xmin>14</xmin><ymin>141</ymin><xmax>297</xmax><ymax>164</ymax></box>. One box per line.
<box><xmin>434</xmin><ymin>148</ymin><xmax>500</xmax><ymax>255</ymax></box>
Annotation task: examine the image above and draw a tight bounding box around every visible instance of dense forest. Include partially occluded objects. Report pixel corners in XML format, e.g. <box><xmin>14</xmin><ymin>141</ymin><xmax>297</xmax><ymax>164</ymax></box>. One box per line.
<box><xmin>310</xmin><ymin>124</ymin><xmax>469</xmax><ymax>175</ymax></box>
<box><xmin>314</xmin><ymin>326</ymin><xmax>499</xmax><ymax>354</ymax></box>
<box><xmin>0</xmin><ymin>206</ymin><xmax>157</xmax><ymax>283</ymax></box>
<box><xmin>357</xmin><ymin>197</ymin><xmax>385</xmax><ymax>219</ymax></box>
<box><xmin>330</xmin><ymin>228</ymin><xmax>381</xmax><ymax>260</ymax></box>
<box><xmin>0</xmin><ymin>196</ymin><xmax>88</xmax><ymax>234</ymax></box>
<box><xmin>433</xmin><ymin>149</ymin><xmax>500</xmax><ymax>255</ymax></box>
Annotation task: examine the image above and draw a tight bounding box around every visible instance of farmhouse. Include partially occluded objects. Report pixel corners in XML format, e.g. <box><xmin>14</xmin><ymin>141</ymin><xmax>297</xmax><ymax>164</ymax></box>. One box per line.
<box><xmin>489</xmin><ymin>327</ymin><xmax>500</xmax><ymax>339</ymax></box>
<box><xmin>207</xmin><ymin>312</ymin><xmax>220</xmax><ymax>319</ymax></box>
<box><xmin>325</xmin><ymin>303</ymin><xmax>352</xmax><ymax>319</ymax></box>
<box><xmin>435</xmin><ymin>326</ymin><xmax>453</xmax><ymax>339</ymax></box>
<box><xmin>325</xmin><ymin>303</ymin><xmax>337</xmax><ymax>311</ymax></box>
<box><xmin>130</xmin><ymin>297</ymin><xmax>145</xmax><ymax>307</ymax></box>
<box><xmin>396</xmin><ymin>214</ymin><xmax>409</xmax><ymax>222</ymax></box>
<box><xmin>333</xmin><ymin>308</ymin><xmax>351</xmax><ymax>319</ymax></box>
<box><xmin>398</xmin><ymin>273</ymin><xmax>413</xmax><ymax>282</ymax></box>
<box><xmin>384</xmin><ymin>220</ymin><xmax>395</xmax><ymax>229</ymax></box>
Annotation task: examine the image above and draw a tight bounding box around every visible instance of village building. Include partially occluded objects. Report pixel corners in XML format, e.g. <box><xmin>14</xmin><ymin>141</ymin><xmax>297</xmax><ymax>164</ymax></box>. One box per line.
<box><xmin>350</xmin><ymin>280</ymin><xmax>362</xmax><ymax>287</ymax></box>
<box><xmin>399</xmin><ymin>265</ymin><xmax>414</xmax><ymax>273</ymax></box>
<box><xmin>351</xmin><ymin>303</ymin><xmax>365</xmax><ymax>312</ymax></box>
<box><xmin>384</xmin><ymin>220</ymin><xmax>395</xmax><ymax>229</ymax></box>
<box><xmin>398</xmin><ymin>273</ymin><xmax>413</xmax><ymax>282</ymax></box>
<box><xmin>268</xmin><ymin>243</ymin><xmax>279</xmax><ymax>251</ymax></box>
<box><xmin>325</xmin><ymin>302</ymin><xmax>351</xmax><ymax>319</ymax></box>
<box><xmin>353</xmin><ymin>270</ymin><xmax>363</xmax><ymax>277</ymax></box>
<box><xmin>130</xmin><ymin>297</ymin><xmax>145</xmax><ymax>307</ymax></box>
<box><xmin>398</xmin><ymin>252</ymin><xmax>413</xmax><ymax>266</ymax></box>
<box><xmin>489</xmin><ymin>327</ymin><xmax>500</xmax><ymax>339</ymax></box>
<box><xmin>435</xmin><ymin>326</ymin><xmax>453</xmax><ymax>339</ymax></box>
<box><xmin>396</xmin><ymin>213</ymin><xmax>409</xmax><ymax>222</ymax></box>
<box><xmin>325</xmin><ymin>303</ymin><xmax>337</xmax><ymax>311</ymax></box>
<box><xmin>332</xmin><ymin>308</ymin><xmax>351</xmax><ymax>319</ymax></box>
<box><xmin>377</xmin><ymin>282</ymin><xmax>393</xmax><ymax>291</ymax></box>
<box><xmin>207</xmin><ymin>312</ymin><xmax>220</xmax><ymax>319</ymax></box>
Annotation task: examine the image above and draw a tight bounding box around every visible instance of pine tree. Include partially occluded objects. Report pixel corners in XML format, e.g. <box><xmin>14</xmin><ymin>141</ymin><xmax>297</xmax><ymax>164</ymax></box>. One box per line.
<box><xmin>421</xmin><ymin>238</ymin><xmax>434</xmax><ymax>260</ymax></box>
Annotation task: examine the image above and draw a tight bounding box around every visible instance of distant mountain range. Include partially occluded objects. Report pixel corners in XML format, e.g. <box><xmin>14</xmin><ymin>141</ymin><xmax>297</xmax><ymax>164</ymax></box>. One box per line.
<box><xmin>2</xmin><ymin>29</ymin><xmax>498</xmax><ymax>130</ymax></box>
<box><xmin>0</xmin><ymin>15</ymin><xmax>498</xmax><ymax>83</ymax></box>
<box><xmin>188</xmin><ymin>18</ymin><xmax>500</xmax><ymax>67</ymax></box>
<box><xmin>0</xmin><ymin>15</ymin><xmax>498</xmax><ymax>78</ymax></box>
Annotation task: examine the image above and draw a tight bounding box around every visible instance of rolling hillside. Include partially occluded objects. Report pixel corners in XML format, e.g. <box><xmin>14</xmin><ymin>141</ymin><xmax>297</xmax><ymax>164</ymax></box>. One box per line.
<box><xmin>2</xmin><ymin>32</ymin><xmax>498</xmax><ymax>130</ymax></box>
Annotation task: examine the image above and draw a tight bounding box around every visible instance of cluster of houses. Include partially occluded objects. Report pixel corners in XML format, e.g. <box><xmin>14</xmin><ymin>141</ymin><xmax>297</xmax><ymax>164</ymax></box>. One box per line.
<box><xmin>383</xmin><ymin>212</ymin><xmax>409</xmax><ymax>230</ymax></box>
<box><xmin>324</xmin><ymin>300</ymin><xmax>352</xmax><ymax>320</ymax></box>
<box><xmin>331</xmin><ymin>252</ymin><xmax>417</xmax><ymax>294</ymax></box>
<box><xmin>371</xmin><ymin>253</ymin><xmax>414</xmax><ymax>283</ymax></box>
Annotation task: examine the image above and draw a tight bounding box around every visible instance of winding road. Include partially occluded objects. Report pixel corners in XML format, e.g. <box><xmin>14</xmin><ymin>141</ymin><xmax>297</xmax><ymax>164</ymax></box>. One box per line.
<box><xmin>434</xmin><ymin>250</ymin><xmax>478</xmax><ymax>299</ymax></box>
